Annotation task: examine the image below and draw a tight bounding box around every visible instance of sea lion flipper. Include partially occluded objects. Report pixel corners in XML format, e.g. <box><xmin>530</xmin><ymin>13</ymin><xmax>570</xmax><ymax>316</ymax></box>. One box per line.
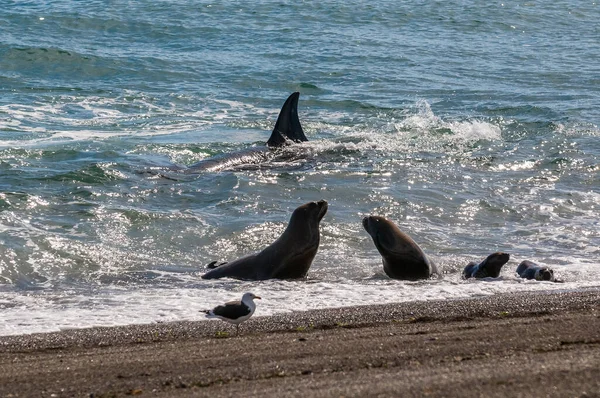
<box><xmin>206</xmin><ymin>261</ymin><xmax>227</xmax><ymax>269</ymax></box>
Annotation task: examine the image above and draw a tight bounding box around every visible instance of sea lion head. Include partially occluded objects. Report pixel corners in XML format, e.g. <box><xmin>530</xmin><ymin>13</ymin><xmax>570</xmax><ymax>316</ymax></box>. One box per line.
<box><xmin>267</xmin><ymin>200</ymin><xmax>327</xmax><ymax>279</ymax></box>
<box><xmin>535</xmin><ymin>267</ymin><xmax>554</xmax><ymax>281</ymax></box>
<box><xmin>282</xmin><ymin>200</ymin><xmax>328</xmax><ymax>248</ymax></box>
<box><xmin>289</xmin><ymin>199</ymin><xmax>328</xmax><ymax>226</ymax></box>
<box><xmin>471</xmin><ymin>252</ymin><xmax>510</xmax><ymax>278</ymax></box>
<box><xmin>484</xmin><ymin>252</ymin><xmax>510</xmax><ymax>267</ymax></box>
<box><xmin>362</xmin><ymin>216</ymin><xmax>407</xmax><ymax>255</ymax></box>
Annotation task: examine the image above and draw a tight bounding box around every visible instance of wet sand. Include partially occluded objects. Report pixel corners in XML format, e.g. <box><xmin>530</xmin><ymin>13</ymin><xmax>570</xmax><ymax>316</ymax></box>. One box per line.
<box><xmin>1</xmin><ymin>289</ymin><xmax>599</xmax><ymax>397</ymax></box>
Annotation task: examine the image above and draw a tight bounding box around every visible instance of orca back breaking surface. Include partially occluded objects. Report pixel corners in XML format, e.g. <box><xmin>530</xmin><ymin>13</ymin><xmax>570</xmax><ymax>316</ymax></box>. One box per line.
<box><xmin>185</xmin><ymin>92</ymin><xmax>307</xmax><ymax>172</ymax></box>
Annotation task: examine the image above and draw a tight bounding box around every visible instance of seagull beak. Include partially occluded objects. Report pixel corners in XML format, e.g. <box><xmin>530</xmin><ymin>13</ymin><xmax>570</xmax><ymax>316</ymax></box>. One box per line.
<box><xmin>255</xmin><ymin>296</ymin><xmax>262</xmax><ymax>300</ymax></box>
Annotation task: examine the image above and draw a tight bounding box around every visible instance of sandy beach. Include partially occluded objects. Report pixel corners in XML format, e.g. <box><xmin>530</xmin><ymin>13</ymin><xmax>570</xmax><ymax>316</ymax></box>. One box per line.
<box><xmin>1</xmin><ymin>289</ymin><xmax>599</xmax><ymax>397</ymax></box>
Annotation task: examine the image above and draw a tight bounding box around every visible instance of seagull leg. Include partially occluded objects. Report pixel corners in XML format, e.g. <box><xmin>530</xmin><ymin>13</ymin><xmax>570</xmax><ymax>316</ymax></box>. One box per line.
<box><xmin>236</xmin><ymin>324</ymin><xmax>240</xmax><ymax>336</ymax></box>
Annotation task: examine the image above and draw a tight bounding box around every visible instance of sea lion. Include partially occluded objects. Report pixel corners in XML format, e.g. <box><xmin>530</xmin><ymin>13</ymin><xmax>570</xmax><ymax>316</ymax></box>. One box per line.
<box><xmin>362</xmin><ymin>216</ymin><xmax>438</xmax><ymax>280</ymax></box>
<box><xmin>516</xmin><ymin>260</ymin><xmax>556</xmax><ymax>281</ymax></box>
<box><xmin>202</xmin><ymin>200</ymin><xmax>328</xmax><ymax>280</ymax></box>
<box><xmin>463</xmin><ymin>252</ymin><xmax>510</xmax><ymax>279</ymax></box>
<box><xmin>185</xmin><ymin>92</ymin><xmax>308</xmax><ymax>172</ymax></box>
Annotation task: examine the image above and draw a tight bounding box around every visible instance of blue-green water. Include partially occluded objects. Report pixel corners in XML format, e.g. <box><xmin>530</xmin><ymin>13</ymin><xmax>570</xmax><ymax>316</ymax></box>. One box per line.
<box><xmin>1</xmin><ymin>1</ymin><xmax>599</xmax><ymax>335</ymax></box>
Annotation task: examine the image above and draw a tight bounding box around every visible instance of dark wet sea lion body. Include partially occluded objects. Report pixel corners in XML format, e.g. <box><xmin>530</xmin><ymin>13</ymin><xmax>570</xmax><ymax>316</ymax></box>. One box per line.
<box><xmin>362</xmin><ymin>216</ymin><xmax>437</xmax><ymax>280</ymax></box>
<box><xmin>516</xmin><ymin>260</ymin><xmax>555</xmax><ymax>281</ymax></box>
<box><xmin>202</xmin><ymin>200</ymin><xmax>328</xmax><ymax>280</ymax></box>
<box><xmin>463</xmin><ymin>252</ymin><xmax>510</xmax><ymax>279</ymax></box>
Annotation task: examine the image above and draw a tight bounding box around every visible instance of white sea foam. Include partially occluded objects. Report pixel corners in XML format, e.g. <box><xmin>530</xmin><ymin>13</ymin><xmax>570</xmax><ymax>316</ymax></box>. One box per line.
<box><xmin>1</xmin><ymin>273</ymin><xmax>599</xmax><ymax>336</ymax></box>
<box><xmin>395</xmin><ymin>100</ymin><xmax>501</xmax><ymax>142</ymax></box>
<box><xmin>0</xmin><ymin>94</ymin><xmax>216</xmax><ymax>147</ymax></box>
<box><xmin>0</xmin><ymin>97</ymin><xmax>503</xmax><ymax>150</ymax></box>
<box><xmin>446</xmin><ymin>120</ymin><xmax>502</xmax><ymax>142</ymax></box>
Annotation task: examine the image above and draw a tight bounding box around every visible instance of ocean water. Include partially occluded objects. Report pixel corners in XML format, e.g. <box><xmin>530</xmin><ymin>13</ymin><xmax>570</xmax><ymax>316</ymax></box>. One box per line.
<box><xmin>1</xmin><ymin>1</ymin><xmax>599</xmax><ymax>336</ymax></box>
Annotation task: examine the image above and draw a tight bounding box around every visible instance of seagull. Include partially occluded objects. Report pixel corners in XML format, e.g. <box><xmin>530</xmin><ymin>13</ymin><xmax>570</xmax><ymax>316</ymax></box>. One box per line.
<box><xmin>202</xmin><ymin>292</ymin><xmax>261</xmax><ymax>335</ymax></box>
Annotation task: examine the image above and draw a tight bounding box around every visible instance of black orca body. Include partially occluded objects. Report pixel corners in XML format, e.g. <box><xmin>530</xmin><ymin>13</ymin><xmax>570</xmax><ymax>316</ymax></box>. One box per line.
<box><xmin>185</xmin><ymin>92</ymin><xmax>307</xmax><ymax>173</ymax></box>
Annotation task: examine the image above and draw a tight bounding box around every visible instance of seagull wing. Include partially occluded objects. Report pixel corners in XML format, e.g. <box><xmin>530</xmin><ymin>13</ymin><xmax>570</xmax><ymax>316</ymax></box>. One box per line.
<box><xmin>212</xmin><ymin>301</ymin><xmax>251</xmax><ymax>320</ymax></box>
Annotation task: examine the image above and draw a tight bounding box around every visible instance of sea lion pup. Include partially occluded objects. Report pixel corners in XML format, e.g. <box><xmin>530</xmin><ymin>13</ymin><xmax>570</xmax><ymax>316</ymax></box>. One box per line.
<box><xmin>516</xmin><ymin>260</ymin><xmax>556</xmax><ymax>281</ymax></box>
<box><xmin>362</xmin><ymin>216</ymin><xmax>438</xmax><ymax>280</ymax></box>
<box><xmin>202</xmin><ymin>200</ymin><xmax>328</xmax><ymax>280</ymax></box>
<box><xmin>463</xmin><ymin>252</ymin><xmax>510</xmax><ymax>279</ymax></box>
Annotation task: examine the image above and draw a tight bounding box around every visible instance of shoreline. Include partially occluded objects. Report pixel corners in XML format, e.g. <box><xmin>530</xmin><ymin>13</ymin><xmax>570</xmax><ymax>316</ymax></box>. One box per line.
<box><xmin>1</xmin><ymin>287</ymin><xmax>598</xmax><ymax>348</ymax></box>
<box><xmin>1</xmin><ymin>289</ymin><xmax>599</xmax><ymax>397</ymax></box>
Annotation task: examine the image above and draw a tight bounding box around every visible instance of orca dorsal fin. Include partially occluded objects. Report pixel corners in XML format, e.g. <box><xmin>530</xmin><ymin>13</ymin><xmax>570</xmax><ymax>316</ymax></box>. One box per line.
<box><xmin>266</xmin><ymin>129</ymin><xmax>287</xmax><ymax>147</ymax></box>
<box><xmin>267</xmin><ymin>92</ymin><xmax>308</xmax><ymax>147</ymax></box>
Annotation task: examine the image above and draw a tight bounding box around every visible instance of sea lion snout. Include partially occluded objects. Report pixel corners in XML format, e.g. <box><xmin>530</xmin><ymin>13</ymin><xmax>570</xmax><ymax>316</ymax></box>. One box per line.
<box><xmin>361</xmin><ymin>215</ymin><xmax>382</xmax><ymax>235</ymax></box>
<box><xmin>316</xmin><ymin>200</ymin><xmax>328</xmax><ymax>221</ymax></box>
<box><xmin>361</xmin><ymin>216</ymin><xmax>370</xmax><ymax>231</ymax></box>
<box><xmin>292</xmin><ymin>200</ymin><xmax>328</xmax><ymax>222</ymax></box>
